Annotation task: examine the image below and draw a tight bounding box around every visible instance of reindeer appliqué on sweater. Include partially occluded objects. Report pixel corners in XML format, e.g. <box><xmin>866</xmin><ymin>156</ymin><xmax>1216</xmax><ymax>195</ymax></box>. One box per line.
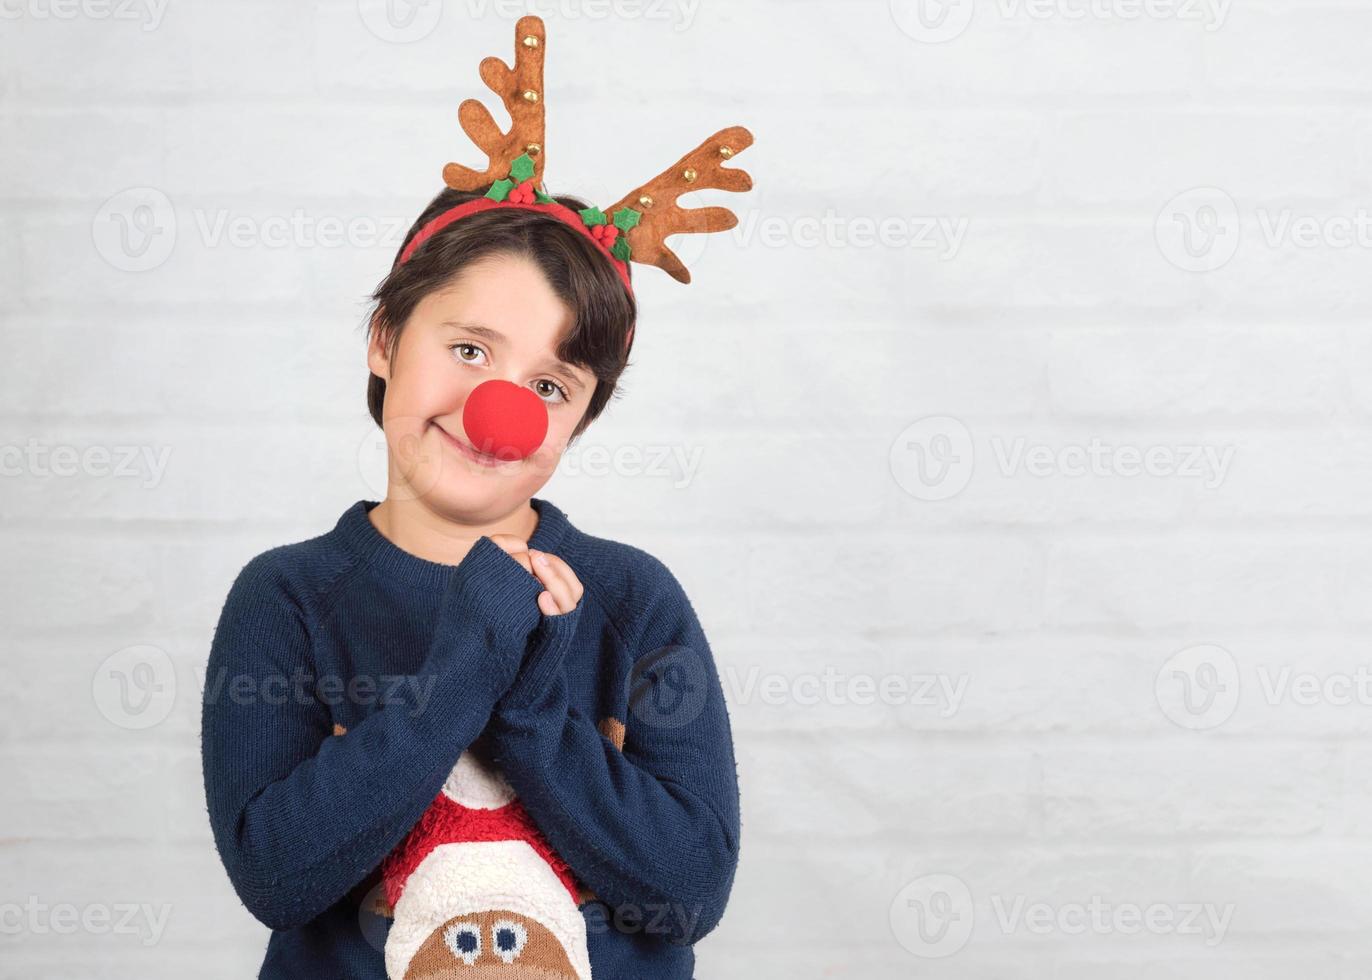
<box><xmin>334</xmin><ymin>718</ymin><xmax>626</xmax><ymax>980</ymax></box>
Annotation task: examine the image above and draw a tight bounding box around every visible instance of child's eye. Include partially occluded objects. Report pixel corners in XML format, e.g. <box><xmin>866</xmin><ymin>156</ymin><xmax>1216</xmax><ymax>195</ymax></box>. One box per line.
<box><xmin>450</xmin><ymin>343</ymin><xmax>486</xmax><ymax>364</ymax></box>
<box><xmin>534</xmin><ymin>378</ymin><xmax>571</xmax><ymax>404</ymax></box>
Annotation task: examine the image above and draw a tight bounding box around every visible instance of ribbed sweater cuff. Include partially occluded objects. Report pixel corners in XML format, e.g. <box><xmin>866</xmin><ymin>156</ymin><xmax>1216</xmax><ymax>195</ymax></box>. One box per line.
<box><xmin>447</xmin><ymin>536</ymin><xmax>546</xmax><ymax>638</ymax></box>
<box><xmin>497</xmin><ymin>601</ymin><xmax>584</xmax><ymax>716</ymax></box>
<box><xmin>412</xmin><ymin>536</ymin><xmax>545</xmax><ymax>746</ymax></box>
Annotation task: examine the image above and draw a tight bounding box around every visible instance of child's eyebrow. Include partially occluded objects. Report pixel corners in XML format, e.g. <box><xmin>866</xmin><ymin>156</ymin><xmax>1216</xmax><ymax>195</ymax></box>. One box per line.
<box><xmin>441</xmin><ymin>320</ymin><xmax>504</xmax><ymax>342</ymax></box>
<box><xmin>442</xmin><ymin>320</ymin><xmax>589</xmax><ymax>390</ymax></box>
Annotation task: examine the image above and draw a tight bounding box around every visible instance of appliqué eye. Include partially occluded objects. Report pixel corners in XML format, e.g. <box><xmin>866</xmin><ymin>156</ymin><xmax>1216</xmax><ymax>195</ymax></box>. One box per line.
<box><xmin>491</xmin><ymin>919</ymin><xmax>528</xmax><ymax>963</ymax></box>
<box><xmin>443</xmin><ymin>921</ymin><xmax>482</xmax><ymax>965</ymax></box>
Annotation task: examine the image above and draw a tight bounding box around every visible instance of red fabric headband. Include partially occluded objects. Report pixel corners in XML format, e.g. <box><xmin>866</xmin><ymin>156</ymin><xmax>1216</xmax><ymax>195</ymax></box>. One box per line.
<box><xmin>396</xmin><ymin>197</ymin><xmax>635</xmax><ymax>353</ymax></box>
<box><xmin>397</xmin><ymin>197</ymin><xmax>635</xmax><ymax>299</ymax></box>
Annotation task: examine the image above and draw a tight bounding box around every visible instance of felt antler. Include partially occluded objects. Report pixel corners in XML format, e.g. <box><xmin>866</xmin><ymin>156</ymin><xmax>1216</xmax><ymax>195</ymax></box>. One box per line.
<box><xmin>605</xmin><ymin>126</ymin><xmax>754</xmax><ymax>283</ymax></box>
<box><xmin>442</xmin><ymin>15</ymin><xmax>547</xmax><ymax>191</ymax></box>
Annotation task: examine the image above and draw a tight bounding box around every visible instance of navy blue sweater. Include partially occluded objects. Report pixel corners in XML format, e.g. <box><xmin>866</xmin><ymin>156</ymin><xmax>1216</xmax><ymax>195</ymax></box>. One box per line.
<box><xmin>199</xmin><ymin>498</ymin><xmax>741</xmax><ymax>979</ymax></box>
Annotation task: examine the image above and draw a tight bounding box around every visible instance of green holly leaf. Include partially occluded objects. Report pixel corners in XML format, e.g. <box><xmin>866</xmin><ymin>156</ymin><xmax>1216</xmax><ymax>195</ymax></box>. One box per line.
<box><xmin>509</xmin><ymin>154</ymin><xmax>536</xmax><ymax>182</ymax></box>
<box><xmin>534</xmin><ymin>187</ymin><xmax>556</xmax><ymax>204</ymax></box>
<box><xmin>612</xmin><ymin>207</ymin><xmax>641</xmax><ymax>232</ymax></box>
<box><xmin>579</xmin><ymin>206</ymin><xmax>607</xmax><ymax>227</ymax></box>
<box><xmin>610</xmin><ymin>238</ymin><xmax>631</xmax><ymax>262</ymax></box>
<box><xmin>486</xmin><ymin>178</ymin><xmax>514</xmax><ymax>202</ymax></box>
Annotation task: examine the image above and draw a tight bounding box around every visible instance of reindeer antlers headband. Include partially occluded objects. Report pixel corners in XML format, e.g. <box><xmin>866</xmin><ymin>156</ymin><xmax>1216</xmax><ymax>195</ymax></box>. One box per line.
<box><xmin>397</xmin><ymin>15</ymin><xmax>755</xmax><ymax>302</ymax></box>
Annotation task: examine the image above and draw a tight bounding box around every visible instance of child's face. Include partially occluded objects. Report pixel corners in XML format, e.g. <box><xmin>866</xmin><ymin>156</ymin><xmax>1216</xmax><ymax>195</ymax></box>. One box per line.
<box><xmin>366</xmin><ymin>251</ymin><xmax>596</xmax><ymax>520</ymax></box>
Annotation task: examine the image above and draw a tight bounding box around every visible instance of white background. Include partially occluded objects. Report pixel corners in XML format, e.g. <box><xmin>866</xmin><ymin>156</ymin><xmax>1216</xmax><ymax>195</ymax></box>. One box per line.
<box><xmin>4</xmin><ymin>0</ymin><xmax>1372</xmax><ymax>976</ymax></box>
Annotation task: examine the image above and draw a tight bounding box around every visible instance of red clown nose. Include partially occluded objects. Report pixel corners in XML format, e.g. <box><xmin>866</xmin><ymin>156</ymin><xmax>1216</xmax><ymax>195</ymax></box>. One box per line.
<box><xmin>461</xmin><ymin>379</ymin><xmax>548</xmax><ymax>461</ymax></box>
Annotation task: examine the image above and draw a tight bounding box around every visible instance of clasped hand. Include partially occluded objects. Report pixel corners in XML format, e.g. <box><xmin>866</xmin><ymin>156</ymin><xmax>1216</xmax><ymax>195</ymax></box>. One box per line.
<box><xmin>486</xmin><ymin>535</ymin><xmax>583</xmax><ymax>618</ymax></box>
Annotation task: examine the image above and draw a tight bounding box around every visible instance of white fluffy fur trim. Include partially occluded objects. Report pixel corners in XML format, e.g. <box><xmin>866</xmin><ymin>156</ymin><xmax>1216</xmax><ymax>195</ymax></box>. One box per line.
<box><xmin>441</xmin><ymin>749</ymin><xmax>516</xmax><ymax>809</ymax></box>
<box><xmin>384</xmin><ymin>840</ymin><xmax>591</xmax><ymax>980</ymax></box>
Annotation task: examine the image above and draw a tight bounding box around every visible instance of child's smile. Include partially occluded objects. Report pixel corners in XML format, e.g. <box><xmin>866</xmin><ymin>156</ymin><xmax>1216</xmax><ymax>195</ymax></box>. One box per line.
<box><xmin>431</xmin><ymin>419</ymin><xmax>511</xmax><ymax>469</ymax></box>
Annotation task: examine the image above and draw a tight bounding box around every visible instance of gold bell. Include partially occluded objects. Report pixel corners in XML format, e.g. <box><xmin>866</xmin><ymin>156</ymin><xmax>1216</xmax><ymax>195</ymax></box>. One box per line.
<box><xmin>522</xmin><ymin>35</ymin><xmax>540</xmax><ymax>48</ymax></box>
<box><xmin>719</xmin><ymin>146</ymin><xmax>734</xmax><ymax>159</ymax></box>
<box><xmin>682</xmin><ymin>168</ymin><xmax>697</xmax><ymax>183</ymax></box>
<box><xmin>522</xmin><ymin>90</ymin><xmax>539</xmax><ymax>104</ymax></box>
<box><xmin>639</xmin><ymin>194</ymin><xmax>654</xmax><ymax>209</ymax></box>
<box><xmin>525</xmin><ymin>143</ymin><xmax>541</xmax><ymax>156</ymax></box>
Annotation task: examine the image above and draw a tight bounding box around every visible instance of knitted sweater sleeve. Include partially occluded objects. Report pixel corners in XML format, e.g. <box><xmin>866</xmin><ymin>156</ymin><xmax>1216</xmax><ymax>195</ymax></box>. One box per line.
<box><xmin>486</xmin><ymin>558</ymin><xmax>741</xmax><ymax>947</ymax></box>
<box><xmin>200</xmin><ymin>537</ymin><xmax>544</xmax><ymax>932</ymax></box>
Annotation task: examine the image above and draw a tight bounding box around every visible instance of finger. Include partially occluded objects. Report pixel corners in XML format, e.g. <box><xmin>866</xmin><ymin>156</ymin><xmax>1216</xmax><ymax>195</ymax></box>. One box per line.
<box><xmin>529</xmin><ymin>550</ymin><xmax>575</xmax><ymax>613</ymax></box>
<box><xmin>485</xmin><ymin>533</ymin><xmax>529</xmax><ymax>557</ymax></box>
<box><xmin>483</xmin><ymin>534</ymin><xmax>535</xmax><ymax>575</ymax></box>
<box><xmin>530</xmin><ymin>554</ymin><xmax>573</xmax><ymax>612</ymax></box>
<box><xmin>537</xmin><ymin>552</ymin><xmax>584</xmax><ymax>605</ymax></box>
<box><xmin>537</xmin><ymin>590</ymin><xmax>561</xmax><ymax>616</ymax></box>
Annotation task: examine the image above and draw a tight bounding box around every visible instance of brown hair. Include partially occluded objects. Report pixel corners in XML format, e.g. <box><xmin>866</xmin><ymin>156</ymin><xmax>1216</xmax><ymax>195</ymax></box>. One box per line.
<box><xmin>366</xmin><ymin>186</ymin><xmax>637</xmax><ymax>440</ymax></box>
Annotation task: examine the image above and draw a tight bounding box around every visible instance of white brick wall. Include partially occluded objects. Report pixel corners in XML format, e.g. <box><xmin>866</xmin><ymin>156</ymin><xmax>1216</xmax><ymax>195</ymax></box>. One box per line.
<box><xmin>3</xmin><ymin>0</ymin><xmax>1371</xmax><ymax>975</ymax></box>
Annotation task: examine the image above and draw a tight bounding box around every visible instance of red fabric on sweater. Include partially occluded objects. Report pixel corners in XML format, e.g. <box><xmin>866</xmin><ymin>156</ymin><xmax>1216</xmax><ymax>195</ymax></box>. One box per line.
<box><xmin>380</xmin><ymin>791</ymin><xmax>581</xmax><ymax>908</ymax></box>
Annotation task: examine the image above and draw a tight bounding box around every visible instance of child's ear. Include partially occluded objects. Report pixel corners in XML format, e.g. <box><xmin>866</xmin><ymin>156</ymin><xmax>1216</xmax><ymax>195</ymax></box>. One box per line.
<box><xmin>366</xmin><ymin>310</ymin><xmax>392</xmax><ymax>382</ymax></box>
